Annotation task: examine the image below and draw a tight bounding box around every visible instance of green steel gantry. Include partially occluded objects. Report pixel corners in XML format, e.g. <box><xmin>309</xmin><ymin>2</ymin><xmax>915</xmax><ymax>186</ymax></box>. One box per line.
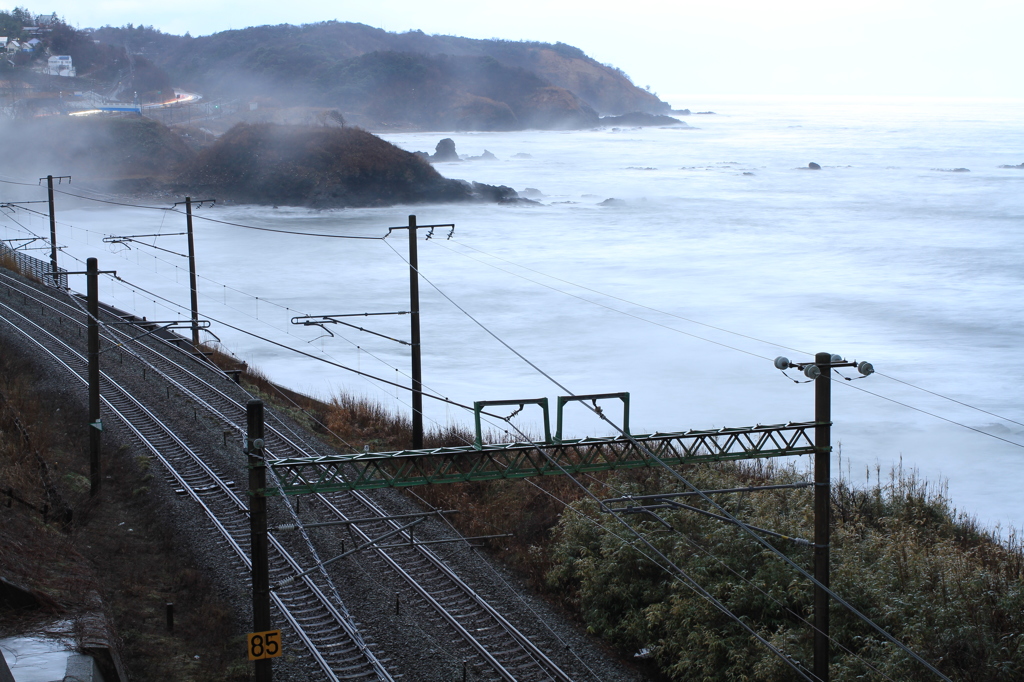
<box><xmin>262</xmin><ymin>415</ymin><xmax>821</xmax><ymax>496</ymax></box>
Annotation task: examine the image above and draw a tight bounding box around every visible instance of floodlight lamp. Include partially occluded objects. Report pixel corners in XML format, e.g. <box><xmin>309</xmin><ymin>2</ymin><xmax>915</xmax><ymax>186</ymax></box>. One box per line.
<box><xmin>857</xmin><ymin>361</ymin><xmax>874</xmax><ymax>376</ymax></box>
<box><xmin>774</xmin><ymin>356</ymin><xmax>791</xmax><ymax>370</ymax></box>
<box><xmin>803</xmin><ymin>365</ymin><xmax>821</xmax><ymax>380</ymax></box>
<box><xmin>830</xmin><ymin>354</ymin><xmax>843</xmax><ymax>363</ymax></box>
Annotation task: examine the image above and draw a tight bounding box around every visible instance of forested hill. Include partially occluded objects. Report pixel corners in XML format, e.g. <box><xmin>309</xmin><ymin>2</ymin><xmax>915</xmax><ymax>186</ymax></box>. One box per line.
<box><xmin>90</xmin><ymin>22</ymin><xmax>670</xmax><ymax>130</ymax></box>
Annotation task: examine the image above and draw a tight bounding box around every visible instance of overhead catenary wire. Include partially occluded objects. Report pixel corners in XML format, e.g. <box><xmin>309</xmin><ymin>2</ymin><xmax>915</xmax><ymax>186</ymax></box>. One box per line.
<box><xmin>837</xmin><ymin>378</ymin><xmax>1024</xmax><ymax>449</ymax></box>
<box><xmin>0</xmin><ymin>265</ymin><xmax>905</xmax><ymax>681</ymax></box>
<box><xmin>21</xmin><ymin>179</ymin><xmax>1016</xmax><ymax>446</ymax></box>
<box><xmin>56</xmin><ymin>282</ymin><xmax>369</xmax><ymax>629</ymax></box>
<box><xmin>105</xmin><ymin>273</ymin><xmax>515</xmax><ymax>420</ymax></box>
<box><xmin>433</xmin><ymin>236</ymin><xmax>1022</xmax><ymax>450</ymax></box>
<box><xmin>20</xmin><ymin>247</ymin><xmax>813</xmax><ymax>677</ymax></box>
<box><xmin>401</xmin><ymin>250</ymin><xmax>953</xmax><ymax>681</ymax></box>
<box><xmin>876</xmin><ymin>371</ymin><xmax>1024</xmax><ymax>429</ymax></box>
<box><xmin>441</xmin><ymin>237</ymin><xmax>808</xmax><ymax>356</ymax></box>
<box><xmin>13</xmin><ymin>210</ymin><xmax>960</xmax><ymax>679</ymax></box>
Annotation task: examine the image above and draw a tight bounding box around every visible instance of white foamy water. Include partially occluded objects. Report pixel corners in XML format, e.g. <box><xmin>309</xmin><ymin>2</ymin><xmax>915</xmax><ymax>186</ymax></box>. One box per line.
<box><xmin>5</xmin><ymin>95</ymin><xmax>1022</xmax><ymax>531</ymax></box>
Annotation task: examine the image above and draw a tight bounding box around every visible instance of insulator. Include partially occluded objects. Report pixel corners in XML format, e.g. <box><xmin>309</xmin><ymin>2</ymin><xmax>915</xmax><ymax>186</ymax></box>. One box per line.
<box><xmin>803</xmin><ymin>365</ymin><xmax>821</xmax><ymax>380</ymax></box>
<box><xmin>774</xmin><ymin>356</ymin><xmax>791</xmax><ymax>370</ymax></box>
<box><xmin>857</xmin><ymin>361</ymin><xmax>874</xmax><ymax>376</ymax></box>
<box><xmin>830</xmin><ymin>353</ymin><xmax>843</xmax><ymax>363</ymax></box>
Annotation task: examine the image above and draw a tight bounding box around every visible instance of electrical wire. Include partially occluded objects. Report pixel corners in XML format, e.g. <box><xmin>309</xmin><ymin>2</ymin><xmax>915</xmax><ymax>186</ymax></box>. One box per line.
<box><xmin>837</xmin><ymin>378</ymin><xmax>1024</xmax><ymax>450</ymax></box>
<box><xmin>402</xmin><ymin>251</ymin><xmax>953</xmax><ymax>681</ymax></box>
<box><xmin>33</xmin><ymin>174</ymin><xmax>1021</xmax><ymax>447</ymax></box>
<box><xmin>1</xmin><ymin>227</ymin><xmax>951</xmax><ymax>678</ymax></box>
<box><xmin>433</xmin><ymin>237</ymin><xmax>1021</xmax><ymax>456</ymax></box>
<box><xmin>47</xmin><ymin>184</ymin><xmax>386</xmax><ymax>239</ymax></box>
<box><xmin>876</xmin><ymin>372</ymin><xmax>1024</xmax><ymax>429</ymax></box>
<box><xmin>106</xmin><ymin>273</ymin><xmax>503</xmax><ymax>416</ymax></box>
<box><xmin>442</xmin><ymin>237</ymin><xmax>809</xmax><ymax>355</ymax></box>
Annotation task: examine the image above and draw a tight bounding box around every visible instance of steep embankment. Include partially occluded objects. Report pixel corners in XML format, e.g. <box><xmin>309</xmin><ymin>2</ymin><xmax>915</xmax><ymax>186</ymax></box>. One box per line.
<box><xmin>91</xmin><ymin>22</ymin><xmax>668</xmax><ymax>130</ymax></box>
<box><xmin>179</xmin><ymin>123</ymin><xmax>517</xmax><ymax>207</ymax></box>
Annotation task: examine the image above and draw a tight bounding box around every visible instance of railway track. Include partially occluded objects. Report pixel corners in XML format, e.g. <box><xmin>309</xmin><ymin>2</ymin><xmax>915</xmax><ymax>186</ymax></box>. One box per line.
<box><xmin>0</xmin><ymin>286</ymin><xmax>393</xmax><ymax>681</ymax></box>
<box><xmin>0</xmin><ymin>270</ymin><xmax>578</xmax><ymax>682</ymax></box>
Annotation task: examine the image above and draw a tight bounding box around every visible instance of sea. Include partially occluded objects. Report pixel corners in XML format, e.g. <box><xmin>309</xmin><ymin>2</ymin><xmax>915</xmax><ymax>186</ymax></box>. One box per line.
<box><xmin>5</xmin><ymin>94</ymin><xmax>1023</xmax><ymax>532</ymax></box>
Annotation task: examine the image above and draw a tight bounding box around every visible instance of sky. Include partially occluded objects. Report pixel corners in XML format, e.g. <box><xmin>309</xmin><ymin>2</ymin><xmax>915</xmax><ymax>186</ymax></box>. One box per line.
<box><xmin>9</xmin><ymin>1</ymin><xmax>1024</xmax><ymax>101</ymax></box>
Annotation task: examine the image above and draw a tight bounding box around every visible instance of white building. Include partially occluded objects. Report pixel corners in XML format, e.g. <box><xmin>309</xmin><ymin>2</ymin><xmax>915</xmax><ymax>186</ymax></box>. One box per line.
<box><xmin>46</xmin><ymin>55</ymin><xmax>76</xmax><ymax>77</ymax></box>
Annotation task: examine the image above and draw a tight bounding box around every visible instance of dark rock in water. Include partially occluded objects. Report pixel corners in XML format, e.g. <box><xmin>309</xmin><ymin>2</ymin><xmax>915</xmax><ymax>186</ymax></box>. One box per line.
<box><xmin>808</xmin><ymin>162</ymin><xmax>821</xmax><ymax>170</ymax></box>
<box><xmin>933</xmin><ymin>167</ymin><xmax>970</xmax><ymax>172</ymax></box>
<box><xmin>412</xmin><ymin>150</ymin><xmax>430</xmax><ymax>161</ymax></box>
<box><xmin>672</xmin><ymin>109</ymin><xmax>691</xmax><ymax>115</ymax></box>
<box><xmin>464</xmin><ymin>181</ymin><xmax>523</xmax><ymax>203</ymax></box>
<box><xmin>433</xmin><ymin>138</ymin><xmax>459</xmax><ymax>162</ymax></box>
<box><xmin>512</xmin><ymin>152</ymin><xmax>533</xmax><ymax>159</ymax></box>
<box><xmin>520</xmin><ymin>187</ymin><xmax>544</xmax><ymax>198</ymax></box>
<box><xmin>998</xmin><ymin>162</ymin><xmax>1024</xmax><ymax>169</ymax></box>
<box><xmin>742</xmin><ymin>172</ymin><xmax>755</xmax><ymax>176</ymax></box>
<box><xmin>599</xmin><ymin>197</ymin><xmax>625</xmax><ymax>206</ymax></box>
<box><xmin>600</xmin><ymin>112</ymin><xmax>689</xmax><ymax>127</ymax></box>
<box><xmin>177</xmin><ymin>123</ymin><xmax>516</xmax><ymax>208</ymax></box>
<box><xmin>694</xmin><ymin>111</ymin><xmax>716</xmax><ymax>115</ymax></box>
<box><xmin>466</xmin><ymin>150</ymin><xmax>498</xmax><ymax>161</ymax></box>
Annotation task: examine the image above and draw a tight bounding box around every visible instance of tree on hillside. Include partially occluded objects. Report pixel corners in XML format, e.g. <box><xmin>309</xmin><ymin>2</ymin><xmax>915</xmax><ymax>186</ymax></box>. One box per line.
<box><xmin>0</xmin><ymin>8</ymin><xmax>27</xmax><ymax>39</ymax></box>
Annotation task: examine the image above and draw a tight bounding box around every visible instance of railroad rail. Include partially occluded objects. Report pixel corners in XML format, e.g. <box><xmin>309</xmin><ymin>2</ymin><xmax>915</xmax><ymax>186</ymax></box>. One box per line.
<box><xmin>0</xmin><ymin>270</ymin><xmax>577</xmax><ymax>681</ymax></box>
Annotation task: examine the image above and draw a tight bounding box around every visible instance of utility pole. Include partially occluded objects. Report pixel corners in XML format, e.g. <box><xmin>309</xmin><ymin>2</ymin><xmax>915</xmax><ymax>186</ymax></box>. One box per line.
<box><xmin>407</xmin><ymin>215</ymin><xmax>423</xmax><ymax>449</ymax></box>
<box><xmin>813</xmin><ymin>351</ymin><xmax>831</xmax><ymax>682</ymax></box>
<box><xmin>772</xmin><ymin>352</ymin><xmax>872</xmax><ymax>682</ymax></box>
<box><xmin>247</xmin><ymin>400</ymin><xmax>272</xmax><ymax>682</ymax></box>
<box><xmin>87</xmin><ymin>258</ymin><xmax>101</xmax><ymax>496</ymax></box>
<box><xmin>42</xmin><ymin>174</ymin><xmax>71</xmax><ymax>285</ymax></box>
<box><xmin>184</xmin><ymin>197</ymin><xmax>200</xmax><ymax>347</ymax></box>
<box><xmin>169</xmin><ymin>197</ymin><xmax>214</xmax><ymax>348</ymax></box>
<box><xmin>383</xmin><ymin>215</ymin><xmax>453</xmax><ymax>448</ymax></box>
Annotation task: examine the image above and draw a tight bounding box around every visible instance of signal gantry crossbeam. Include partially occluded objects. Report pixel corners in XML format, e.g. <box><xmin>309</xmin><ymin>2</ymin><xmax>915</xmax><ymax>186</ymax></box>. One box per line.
<box><xmin>261</xmin><ymin>421</ymin><xmax>822</xmax><ymax>495</ymax></box>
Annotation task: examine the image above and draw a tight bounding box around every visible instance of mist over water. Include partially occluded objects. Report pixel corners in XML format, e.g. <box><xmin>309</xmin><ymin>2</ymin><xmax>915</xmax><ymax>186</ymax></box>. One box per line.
<box><xmin>10</xmin><ymin>95</ymin><xmax>1022</xmax><ymax>531</ymax></box>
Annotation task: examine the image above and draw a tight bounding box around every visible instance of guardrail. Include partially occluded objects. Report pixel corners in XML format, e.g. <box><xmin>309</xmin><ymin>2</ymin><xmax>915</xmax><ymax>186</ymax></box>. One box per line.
<box><xmin>0</xmin><ymin>240</ymin><xmax>67</xmax><ymax>288</ymax></box>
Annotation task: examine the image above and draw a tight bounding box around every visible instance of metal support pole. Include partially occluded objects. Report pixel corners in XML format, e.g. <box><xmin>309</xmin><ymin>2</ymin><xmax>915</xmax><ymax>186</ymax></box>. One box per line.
<box><xmin>46</xmin><ymin>175</ymin><xmax>58</xmax><ymax>280</ymax></box>
<box><xmin>408</xmin><ymin>215</ymin><xmax>423</xmax><ymax>449</ymax></box>
<box><xmin>813</xmin><ymin>351</ymin><xmax>831</xmax><ymax>682</ymax></box>
<box><xmin>247</xmin><ymin>400</ymin><xmax>271</xmax><ymax>682</ymax></box>
<box><xmin>184</xmin><ymin>197</ymin><xmax>200</xmax><ymax>347</ymax></box>
<box><xmin>87</xmin><ymin>258</ymin><xmax>101</xmax><ymax>497</ymax></box>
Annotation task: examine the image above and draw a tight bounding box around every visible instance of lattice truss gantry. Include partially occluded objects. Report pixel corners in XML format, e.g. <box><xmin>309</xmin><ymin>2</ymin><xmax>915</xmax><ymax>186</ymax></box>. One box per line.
<box><xmin>263</xmin><ymin>421</ymin><xmax>822</xmax><ymax>495</ymax></box>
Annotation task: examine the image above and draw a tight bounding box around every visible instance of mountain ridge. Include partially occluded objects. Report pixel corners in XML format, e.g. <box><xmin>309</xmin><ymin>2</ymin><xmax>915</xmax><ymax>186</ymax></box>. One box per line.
<box><xmin>89</xmin><ymin>21</ymin><xmax>670</xmax><ymax>130</ymax></box>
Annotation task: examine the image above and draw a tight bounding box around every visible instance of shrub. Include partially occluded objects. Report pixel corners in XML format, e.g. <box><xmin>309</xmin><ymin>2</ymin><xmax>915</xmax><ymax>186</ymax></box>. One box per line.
<box><xmin>547</xmin><ymin>462</ymin><xmax>1024</xmax><ymax>681</ymax></box>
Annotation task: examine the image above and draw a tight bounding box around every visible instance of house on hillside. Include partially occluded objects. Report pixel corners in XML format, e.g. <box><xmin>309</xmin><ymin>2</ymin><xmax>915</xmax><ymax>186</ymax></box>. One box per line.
<box><xmin>35</xmin><ymin>13</ymin><xmax>59</xmax><ymax>26</ymax></box>
<box><xmin>46</xmin><ymin>55</ymin><xmax>75</xmax><ymax>77</ymax></box>
<box><xmin>25</xmin><ymin>38</ymin><xmax>41</xmax><ymax>51</ymax></box>
<box><xmin>5</xmin><ymin>39</ymin><xmax>20</xmax><ymax>54</ymax></box>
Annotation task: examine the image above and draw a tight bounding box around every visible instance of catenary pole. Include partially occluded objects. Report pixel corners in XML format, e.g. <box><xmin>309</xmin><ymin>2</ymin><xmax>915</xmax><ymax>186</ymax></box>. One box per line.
<box><xmin>408</xmin><ymin>215</ymin><xmax>423</xmax><ymax>449</ymax></box>
<box><xmin>247</xmin><ymin>400</ymin><xmax>272</xmax><ymax>682</ymax></box>
<box><xmin>46</xmin><ymin>175</ymin><xmax>58</xmax><ymax>279</ymax></box>
<box><xmin>87</xmin><ymin>258</ymin><xmax>101</xmax><ymax>496</ymax></box>
<box><xmin>41</xmin><ymin>175</ymin><xmax>71</xmax><ymax>284</ymax></box>
<box><xmin>185</xmin><ymin>197</ymin><xmax>200</xmax><ymax>347</ymax></box>
<box><xmin>813</xmin><ymin>351</ymin><xmax>832</xmax><ymax>682</ymax></box>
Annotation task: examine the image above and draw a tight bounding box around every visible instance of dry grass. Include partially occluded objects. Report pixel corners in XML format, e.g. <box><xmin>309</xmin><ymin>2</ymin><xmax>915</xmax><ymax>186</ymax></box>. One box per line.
<box><xmin>0</xmin><ymin>339</ymin><xmax>248</xmax><ymax>681</ymax></box>
<box><xmin>0</xmin><ymin>251</ymin><xmax>23</xmax><ymax>276</ymax></box>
